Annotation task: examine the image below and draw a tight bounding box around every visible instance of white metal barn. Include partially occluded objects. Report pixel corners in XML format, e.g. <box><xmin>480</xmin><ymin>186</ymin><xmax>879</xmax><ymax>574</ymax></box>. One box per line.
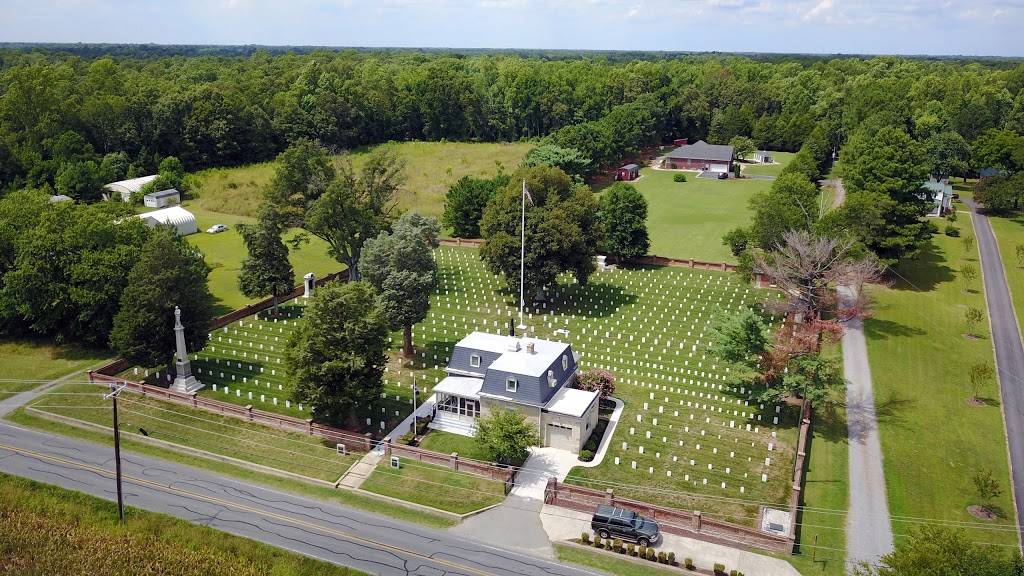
<box><xmin>137</xmin><ymin>206</ymin><xmax>198</xmax><ymax>236</ymax></box>
<box><xmin>143</xmin><ymin>188</ymin><xmax>181</xmax><ymax>208</ymax></box>
<box><xmin>104</xmin><ymin>175</ymin><xmax>158</xmax><ymax>202</ymax></box>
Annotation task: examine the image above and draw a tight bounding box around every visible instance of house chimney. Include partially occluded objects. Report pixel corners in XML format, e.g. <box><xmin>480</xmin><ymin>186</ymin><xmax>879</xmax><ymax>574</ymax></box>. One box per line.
<box><xmin>526</xmin><ymin>342</ymin><xmax>536</xmax><ymax>354</ymax></box>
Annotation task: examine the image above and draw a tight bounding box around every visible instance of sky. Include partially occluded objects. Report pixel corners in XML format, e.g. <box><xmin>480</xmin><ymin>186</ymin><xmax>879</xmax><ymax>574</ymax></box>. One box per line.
<box><xmin>0</xmin><ymin>0</ymin><xmax>1021</xmax><ymax>57</ymax></box>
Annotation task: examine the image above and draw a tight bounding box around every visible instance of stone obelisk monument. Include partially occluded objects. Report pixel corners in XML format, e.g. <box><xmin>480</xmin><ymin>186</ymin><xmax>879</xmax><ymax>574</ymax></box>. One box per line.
<box><xmin>170</xmin><ymin>306</ymin><xmax>203</xmax><ymax>393</ymax></box>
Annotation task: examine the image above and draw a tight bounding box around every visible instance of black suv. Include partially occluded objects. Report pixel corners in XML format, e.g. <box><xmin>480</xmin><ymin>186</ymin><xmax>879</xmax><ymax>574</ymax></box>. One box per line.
<box><xmin>590</xmin><ymin>505</ymin><xmax>661</xmax><ymax>546</ymax></box>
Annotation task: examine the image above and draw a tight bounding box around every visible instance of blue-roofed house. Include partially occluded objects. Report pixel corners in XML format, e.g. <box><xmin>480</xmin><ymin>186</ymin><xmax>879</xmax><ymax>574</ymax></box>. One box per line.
<box><xmin>428</xmin><ymin>331</ymin><xmax>600</xmax><ymax>453</ymax></box>
<box><xmin>922</xmin><ymin>177</ymin><xmax>953</xmax><ymax>217</ymax></box>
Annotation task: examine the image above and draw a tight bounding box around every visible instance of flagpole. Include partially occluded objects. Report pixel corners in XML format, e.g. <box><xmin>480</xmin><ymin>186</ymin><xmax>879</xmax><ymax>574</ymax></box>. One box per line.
<box><xmin>518</xmin><ymin>179</ymin><xmax>526</xmax><ymax>333</ymax></box>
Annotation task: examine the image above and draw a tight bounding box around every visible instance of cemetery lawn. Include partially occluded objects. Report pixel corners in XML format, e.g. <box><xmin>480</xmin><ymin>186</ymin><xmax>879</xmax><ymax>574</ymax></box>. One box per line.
<box><xmin>360</xmin><ymin>458</ymin><xmax>506</xmax><ymax>514</ymax></box>
<box><xmin>0</xmin><ymin>338</ymin><xmax>111</xmax><ymax>390</ymax></box>
<box><xmin>738</xmin><ymin>151</ymin><xmax>796</xmax><ymax>178</ymax></box>
<box><xmin>425</xmin><ymin>247</ymin><xmax>796</xmax><ymax>526</ymax></box>
<box><xmin>554</xmin><ymin>544</ymin><xmax>678</xmax><ymax>576</ymax></box>
<box><xmin>4</xmin><ymin>403</ymin><xmax>457</xmax><ymax>529</ymax></box>
<box><xmin>191</xmin><ymin>140</ymin><xmax>533</xmax><ymax>220</ymax></box>
<box><xmin>625</xmin><ymin>167</ymin><xmax>772</xmax><ymax>264</ymax></box>
<box><xmin>417</xmin><ymin>430</ymin><xmax>495</xmax><ymax>462</ymax></box>
<box><xmin>0</xmin><ymin>473</ymin><xmax>367</xmax><ymax>576</ymax></box>
<box><xmin>864</xmin><ymin>217</ymin><xmax>1019</xmax><ymax>548</ymax></box>
<box><xmin>20</xmin><ymin>382</ymin><xmax>362</xmax><ymax>483</ymax></box>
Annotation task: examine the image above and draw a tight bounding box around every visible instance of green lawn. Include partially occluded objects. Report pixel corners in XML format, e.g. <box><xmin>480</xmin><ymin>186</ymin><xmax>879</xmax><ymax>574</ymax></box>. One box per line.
<box><xmin>625</xmin><ymin>167</ymin><xmax>775</xmax><ymax>263</ymax></box>
<box><xmin>23</xmin><ymin>382</ymin><xmax>361</xmax><ymax>483</ymax></box>
<box><xmin>182</xmin><ymin>204</ymin><xmax>341</xmax><ymax>313</ymax></box>
<box><xmin>865</xmin><ymin>217</ymin><xmax>1019</xmax><ymax>548</ymax></box>
<box><xmin>191</xmin><ymin>140</ymin><xmax>533</xmax><ymax>220</ymax></box>
<box><xmin>554</xmin><ymin>544</ymin><xmax>678</xmax><ymax>576</ymax></box>
<box><xmin>360</xmin><ymin>457</ymin><xmax>505</xmax><ymax>514</ymax></box>
<box><xmin>739</xmin><ymin>151</ymin><xmax>796</xmax><ymax>178</ymax></box>
<box><xmin>5</xmin><ymin>404</ymin><xmax>456</xmax><ymax>529</ymax></box>
<box><xmin>0</xmin><ymin>338</ymin><xmax>111</xmax><ymax>395</ymax></box>
<box><xmin>417</xmin><ymin>430</ymin><xmax>494</xmax><ymax>462</ymax></box>
<box><xmin>0</xmin><ymin>473</ymin><xmax>366</xmax><ymax>576</ymax></box>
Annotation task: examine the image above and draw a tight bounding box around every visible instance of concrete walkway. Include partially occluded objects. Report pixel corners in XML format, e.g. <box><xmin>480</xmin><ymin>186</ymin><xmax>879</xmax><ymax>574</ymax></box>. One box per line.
<box><xmin>540</xmin><ymin>505</ymin><xmax>800</xmax><ymax>576</ymax></box>
<box><xmin>839</xmin><ymin>285</ymin><xmax>895</xmax><ymax>567</ymax></box>
<box><xmin>336</xmin><ymin>451</ymin><xmax>382</xmax><ymax>489</ymax></box>
<box><xmin>965</xmin><ymin>199</ymin><xmax>1024</xmax><ymax>546</ymax></box>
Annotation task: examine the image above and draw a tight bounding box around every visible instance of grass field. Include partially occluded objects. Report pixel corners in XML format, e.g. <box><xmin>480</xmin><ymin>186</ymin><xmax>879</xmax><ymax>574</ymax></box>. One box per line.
<box><xmin>864</xmin><ymin>217</ymin><xmax>1019</xmax><ymax>549</ymax></box>
<box><xmin>417</xmin><ymin>430</ymin><xmax>495</xmax><ymax>462</ymax></box>
<box><xmin>191</xmin><ymin>141</ymin><xmax>533</xmax><ymax>220</ymax></box>
<box><xmin>624</xmin><ymin>168</ymin><xmax>773</xmax><ymax>264</ymax></box>
<box><xmin>23</xmin><ymin>382</ymin><xmax>362</xmax><ymax>483</ymax></box>
<box><xmin>360</xmin><ymin>458</ymin><xmax>505</xmax><ymax>514</ymax></box>
<box><xmin>0</xmin><ymin>338</ymin><xmax>110</xmax><ymax>386</ymax></box>
<box><xmin>0</xmin><ymin>473</ymin><xmax>366</xmax><ymax>576</ymax></box>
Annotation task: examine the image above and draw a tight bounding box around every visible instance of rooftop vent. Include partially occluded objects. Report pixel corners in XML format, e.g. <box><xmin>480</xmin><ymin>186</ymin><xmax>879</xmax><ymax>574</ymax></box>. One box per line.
<box><xmin>507</xmin><ymin>339</ymin><xmax>521</xmax><ymax>352</ymax></box>
<box><xmin>526</xmin><ymin>341</ymin><xmax>536</xmax><ymax>354</ymax></box>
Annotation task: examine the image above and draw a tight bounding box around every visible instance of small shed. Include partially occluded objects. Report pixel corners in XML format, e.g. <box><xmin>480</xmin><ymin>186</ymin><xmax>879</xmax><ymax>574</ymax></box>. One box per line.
<box><xmin>615</xmin><ymin>164</ymin><xmax>640</xmax><ymax>181</ymax></box>
<box><xmin>104</xmin><ymin>175</ymin><xmax>158</xmax><ymax>203</ymax></box>
<box><xmin>48</xmin><ymin>194</ymin><xmax>73</xmax><ymax>204</ymax></box>
<box><xmin>672</xmin><ymin>138</ymin><xmax>689</xmax><ymax>147</ymax></box>
<box><xmin>137</xmin><ymin>206</ymin><xmax>198</xmax><ymax>236</ymax></box>
<box><xmin>143</xmin><ymin>188</ymin><xmax>181</xmax><ymax>208</ymax></box>
<box><xmin>753</xmin><ymin>151</ymin><xmax>774</xmax><ymax>164</ymax></box>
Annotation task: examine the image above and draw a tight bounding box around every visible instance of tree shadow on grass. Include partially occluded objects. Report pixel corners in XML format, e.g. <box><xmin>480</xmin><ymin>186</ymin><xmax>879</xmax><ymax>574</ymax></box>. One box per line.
<box><xmin>885</xmin><ymin>240</ymin><xmax>956</xmax><ymax>292</ymax></box>
<box><xmin>862</xmin><ymin>317</ymin><xmax>926</xmax><ymax>340</ymax></box>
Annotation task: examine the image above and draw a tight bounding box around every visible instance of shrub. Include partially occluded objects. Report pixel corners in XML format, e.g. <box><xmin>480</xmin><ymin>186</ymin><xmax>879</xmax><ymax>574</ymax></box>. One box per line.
<box><xmin>638</xmin><ymin>545</ymin><xmax>647</xmax><ymax>558</ymax></box>
<box><xmin>730</xmin><ymin>571</ymin><xmax>738</xmax><ymax>576</ymax></box>
<box><xmin>627</xmin><ymin>543</ymin><xmax>636</xmax><ymax>556</ymax></box>
<box><xmin>613</xmin><ymin>538</ymin><xmax>623</xmax><ymax>553</ymax></box>
<box><xmin>398</xmin><ymin>431</ymin><xmax>416</xmax><ymax>445</ymax></box>
<box><xmin>594</xmin><ymin>537</ymin><xmax>603</xmax><ymax>548</ymax></box>
<box><xmin>584</xmin><ymin>438</ymin><xmax>598</xmax><ymax>452</ymax></box>
<box><xmin>579</xmin><ymin>449</ymin><xmax>594</xmax><ymax>461</ymax></box>
<box><xmin>714</xmin><ymin>563</ymin><xmax>726</xmax><ymax>575</ymax></box>
<box><xmin>674</xmin><ymin>173</ymin><xmax>687</xmax><ymax>182</ymax></box>
<box><xmin>580</xmin><ymin>531</ymin><xmax>590</xmax><ymax>544</ymax></box>
<box><xmin>592</xmin><ymin>531</ymin><xmax>600</xmax><ymax>545</ymax></box>
<box><xmin>947</xmin><ymin>211</ymin><xmax>958</xmax><ymax>222</ymax></box>
<box><xmin>646</xmin><ymin>548</ymin><xmax>656</xmax><ymax>561</ymax></box>
<box><xmin>667</xmin><ymin>551</ymin><xmax>676</xmax><ymax>565</ymax></box>
<box><xmin>658</xmin><ymin>551</ymin><xmax>667</xmax><ymax>563</ymax></box>
<box><xmin>945</xmin><ymin>224</ymin><xmax>961</xmax><ymax>237</ymax></box>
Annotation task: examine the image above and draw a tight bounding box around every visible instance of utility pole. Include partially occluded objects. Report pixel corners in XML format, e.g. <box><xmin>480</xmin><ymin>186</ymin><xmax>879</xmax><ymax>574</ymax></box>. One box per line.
<box><xmin>104</xmin><ymin>382</ymin><xmax>127</xmax><ymax>522</ymax></box>
<box><xmin>410</xmin><ymin>377</ymin><xmax>419</xmax><ymax>435</ymax></box>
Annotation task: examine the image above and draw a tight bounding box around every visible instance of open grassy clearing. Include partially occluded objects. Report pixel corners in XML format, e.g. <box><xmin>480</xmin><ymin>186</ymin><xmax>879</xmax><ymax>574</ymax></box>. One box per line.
<box><xmin>4</xmin><ymin>404</ymin><xmax>456</xmax><ymax>529</ymax></box>
<box><xmin>0</xmin><ymin>473</ymin><xmax>366</xmax><ymax>576</ymax></box>
<box><xmin>416</xmin><ymin>247</ymin><xmax>796</xmax><ymax>526</ymax></box>
<box><xmin>739</xmin><ymin>151</ymin><xmax>796</xmax><ymax>178</ymax></box>
<box><xmin>24</xmin><ymin>382</ymin><xmax>361</xmax><ymax>483</ymax></box>
<box><xmin>191</xmin><ymin>141</ymin><xmax>533</xmax><ymax>220</ymax></box>
<box><xmin>985</xmin><ymin>213</ymin><xmax>1024</xmax><ymax>337</ymax></box>
<box><xmin>417</xmin><ymin>429</ymin><xmax>495</xmax><ymax>461</ymax></box>
<box><xmin>360</xmin><ymin>458</ymin><xmax>505</xmax><ymax>514</ymax></box>
<box><xmin>623</xmin><ymin>167</ymin><xmax>773</xmax><ymax>264</ymax></box>
<box><xmin>0</xmin><ymin>338</ymin><xmax>110</xmax><ymax>390</ymax></box>
<box><xmin>864</xmin><ymin>217</ymin><xmax>1019</xmax><ymax>549</ymax></box>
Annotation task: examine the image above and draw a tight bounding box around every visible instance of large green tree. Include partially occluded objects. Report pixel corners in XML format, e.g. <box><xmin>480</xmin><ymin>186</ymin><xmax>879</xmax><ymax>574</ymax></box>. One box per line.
<box><xmin>972</xmin><ymin>128</ymin><xmax>1024</xmax><ymax>174</ymax></box>
<box><xmin>479</xmin><ymin>165</ymin><xmax>601</xmax><ymax>301</ymax></box>
<box><xmin>853</xmin><ymin>526</ymin><xmax>1023</xmax><ymax>576</ymax></box>
<box><xmin>110</xmin><ymin>227</ymin><xmax>214</xmax><ymax>367</ymax></box>
<box><xmin>237</xmin><ymin>209</ymin><xmax>295</xmax><ymax>313</ymax></box>
<box><xmin>597</xmin><ymin>182</ymin><xmax>649</xmax><ymax>261</ymax></box>
<box><xmin>475</xmin><ymin>407</ymin><xmax>541</xmax><ymax>465</ymax></box>
<box><xmin>924</xmin><ymin>131</ymin><xmax>970</xmax><ymax>180</ymax></box>
<box><xmin>287</xmin><ymin>281</ymin><xmax>389</xmax><ymax>427</ymax></box>
<box><xmin>522</xmin><ymin>143</ymin><xmax>593</xmax><ymax>180</ymax></box>
<box><xmin>1</xmin><ymin>201</ymin><xmax>149</xmax><ymax>345</ymax></box>
<box><xmin>746</xmin><ymin>173</ymin><xmax>820</xmax><ymax>250</ymax></box>
<box><xmin>360</xmin><ymin>212</ymin><xmax>440</xmax><ymax>357</ymax></box>
<box><xmin>442</xmin><ymin>173</ymin><xmax>509</xmax><ymax>238</ymax></box>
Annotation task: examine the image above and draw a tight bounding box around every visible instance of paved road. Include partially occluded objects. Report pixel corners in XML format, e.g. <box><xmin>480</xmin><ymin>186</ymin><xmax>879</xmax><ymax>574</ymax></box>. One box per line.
<box><xmin>0</xmin><ymin>414</ymin><xmax>601</xmax><ymax>576</ymax></box>
<box><xmin>964</xmin><ymin>199</ymin><xmax>1024</xmax><ymax>547</ymax></box>
<box><xmin>839</xmin><ymin>286</ymin><xmax>895</xmax><ymax>568</ymax></box>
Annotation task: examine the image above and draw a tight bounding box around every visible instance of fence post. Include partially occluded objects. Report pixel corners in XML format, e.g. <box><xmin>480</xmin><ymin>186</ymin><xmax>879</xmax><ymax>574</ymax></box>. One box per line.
<box><xmin>191</xmin><ymin>393</ymin><xmax>198</xmax><ymax>408</ymax></box>
<box><xmin>364</xmin><ymin>432</ymin><xmax>374</xmax><ymax>452</ymax></box>
<box><xmin>246</xmin><ymin>405</ymin><xmax>253</xmax><ymax>421</ymax></box>
<box><xmin>307</xmin><ymin>418</ymin><xmax>314</xmax><ymax>435</ymax></box>
<box><xmin>605</xmin><ymin>488</ymin><xmax>614</xmax><ymax>505</ymax></box>
<box><xmin>692</xmin><ymin>511</ymin><xmax>702</xmax><ymax>533</ymax></box>
<box><xmin>451</xmin><ymin>452</ymin><xmax>459</xmax><ymax>471</ymax></box>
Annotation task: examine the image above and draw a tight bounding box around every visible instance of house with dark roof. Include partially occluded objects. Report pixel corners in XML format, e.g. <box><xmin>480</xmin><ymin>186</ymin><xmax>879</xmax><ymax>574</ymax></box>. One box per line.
<box><xmin>429</xmin><ymin>331</ymin><xmax>599</xmax><ymax>452</ymax></box>
<box><xmin>616</xmin><ymin>164</ymin><xmax>640</xmax><ymax>181</ymax></box>
<box><xmin>661</xmin><ymin>140</ymin><xmax>735</xmax><ymax>174</ymax></box>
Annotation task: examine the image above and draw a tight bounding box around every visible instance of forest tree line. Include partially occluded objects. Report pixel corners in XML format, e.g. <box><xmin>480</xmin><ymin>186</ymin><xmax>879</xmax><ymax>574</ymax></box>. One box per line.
<box><xmin>2</xmin><ymin>48</ymin><xmax>1023</xmax><ymax>197</ymax></box>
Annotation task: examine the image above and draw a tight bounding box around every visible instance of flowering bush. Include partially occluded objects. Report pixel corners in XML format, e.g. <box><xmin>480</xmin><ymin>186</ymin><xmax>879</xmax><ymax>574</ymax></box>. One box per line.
<box><xmin>577</xmin><ymin>369</ymin><xmax>615</xmax><ymax>399</ymax></box>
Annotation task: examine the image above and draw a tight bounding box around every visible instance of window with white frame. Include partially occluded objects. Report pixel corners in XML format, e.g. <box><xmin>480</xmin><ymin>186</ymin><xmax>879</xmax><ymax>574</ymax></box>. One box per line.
<box><xmin>470</xmin><ymin>354</ymin><xmax>481</xmax><ymax>368</ymax></box>
<box><xmin>506</xmin><ymin>377</ymin><xmax>518</xmax><ymax>393</ymax></box>
<box><xmin>561</xmin><ymin>354</ymin><xmax>568</xmax><ymax>371</ymax></box>
<box><xmin>548</xmin><ymin>369</ymin><xmax>556</xmax><ymax>387</ymax></box>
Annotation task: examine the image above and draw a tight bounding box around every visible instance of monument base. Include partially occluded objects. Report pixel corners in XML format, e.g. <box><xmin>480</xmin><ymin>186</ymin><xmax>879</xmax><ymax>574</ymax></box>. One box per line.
<box><xmin>170</xmin><ymin>375</ymin><xmax>204</xmax><ymax>394</ymax></box>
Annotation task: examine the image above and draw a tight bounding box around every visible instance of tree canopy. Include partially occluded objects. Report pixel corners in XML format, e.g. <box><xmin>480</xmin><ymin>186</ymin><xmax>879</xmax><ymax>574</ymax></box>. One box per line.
<box><xmin>442</xmin><ymin>173</ymin><xmax>510</xmax><ymax>238</ymax></box>
<box><xmin>475</xmin><ymin>407</ymin><xmax>541</xmax><ymax>465</ymax></box>
<box><xmin>237</xmin><ymin>209</ymin><xmax>295</xmax><ymax>311</ymax></box>
<box><xmin>597</xmin><ymin>182</ymin><xmax>649</xmax><ymax>261</ymax></box>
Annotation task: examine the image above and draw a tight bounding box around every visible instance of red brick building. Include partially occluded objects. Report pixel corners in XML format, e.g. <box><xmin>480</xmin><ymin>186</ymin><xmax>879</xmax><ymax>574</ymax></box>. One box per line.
<box><xmin>615</xmin><ymin>164</ymin><xmax>640</xmax><ymax>181</ymax></box>
<box><xmin>661</xmin><ymin>140</ymin><xmax>734</xmax><ymax>174</ymax></box>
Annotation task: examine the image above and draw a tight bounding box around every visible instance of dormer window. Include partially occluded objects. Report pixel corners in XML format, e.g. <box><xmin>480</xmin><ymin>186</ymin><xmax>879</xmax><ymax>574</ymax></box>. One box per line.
<box><xmin>470</xmin><ymin>354</ymin><xmax>481</xmax><ymax>368</ymax></box>
<box><xmin>561</xmin><ymin>354</ymin><xmax>568</xmax><ymax>371</ymax></box>
<box><xmin>548</xmin><ymin>370</ymin><xmax>556</xmax><ymax>387</ymax></box>
<box><xmin>506</xmin><ymin>377</ymin><xmax>518</xmax><ymax>393</ymax></box>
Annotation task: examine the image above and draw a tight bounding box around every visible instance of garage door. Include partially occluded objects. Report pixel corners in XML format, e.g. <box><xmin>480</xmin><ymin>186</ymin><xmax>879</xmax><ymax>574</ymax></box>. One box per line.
<box><xmin>546</xmin><ymin>423</ymin><xmax>575</xmax><ymax>451</ymax></box>
<box><xmin>708</xmin><ymin>163</ymin><xmax>728</xmax><ymax>173</ymax></box>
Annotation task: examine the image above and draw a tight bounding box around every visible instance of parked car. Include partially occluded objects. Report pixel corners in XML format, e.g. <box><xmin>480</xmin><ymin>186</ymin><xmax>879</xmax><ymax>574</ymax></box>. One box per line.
<box><xmin>591</xmin><ymin>505</ymin><xmax>661</xmax><ymax>546</ymax></box>
<box><xmin>716</xmin><ymin>171</ymin><xmax>728</xmax><ymax>179</ymax></box>
<box><xmin>206</xmin><ymin>224</ymin><xmax>227</xmax><ymax>234</ymax></box>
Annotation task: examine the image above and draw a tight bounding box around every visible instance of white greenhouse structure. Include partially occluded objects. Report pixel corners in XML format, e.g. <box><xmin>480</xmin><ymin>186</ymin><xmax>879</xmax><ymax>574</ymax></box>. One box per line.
<box><xmin>137</xmin><ymin>206</ymin><xmax>198</xmax><ymax>236</ymax></box>
<box><xmin>104</xmin><ymin>175</ymin><xmax>157</xmax><ymax>202</ymax></box>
